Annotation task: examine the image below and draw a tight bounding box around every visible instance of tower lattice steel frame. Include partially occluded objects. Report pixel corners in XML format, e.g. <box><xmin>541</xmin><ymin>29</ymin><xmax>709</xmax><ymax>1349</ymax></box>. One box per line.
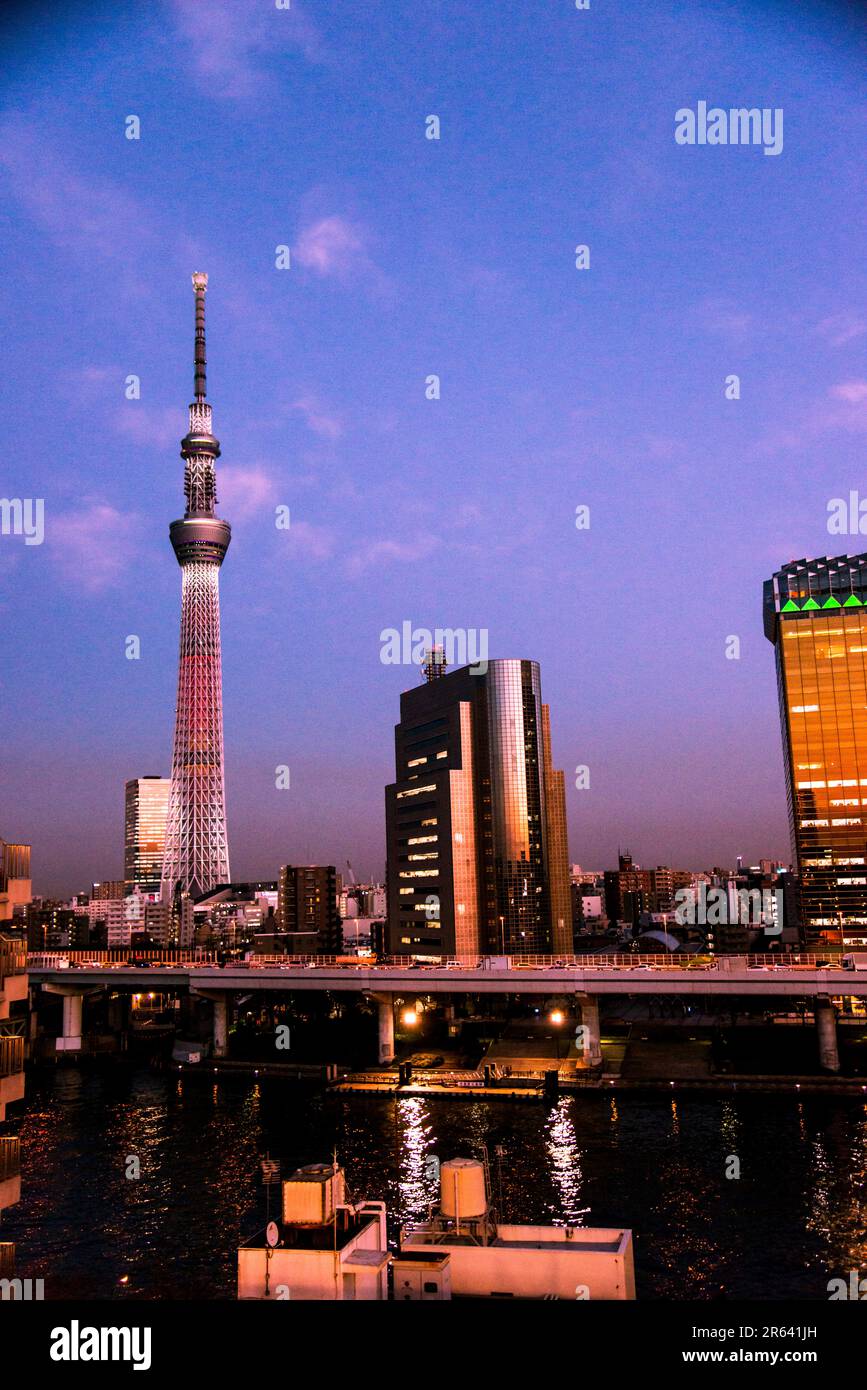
<box><xmin>161</xmin><ymin>273</ymin><xmax>231</xmax><ymax>901</ymax></box>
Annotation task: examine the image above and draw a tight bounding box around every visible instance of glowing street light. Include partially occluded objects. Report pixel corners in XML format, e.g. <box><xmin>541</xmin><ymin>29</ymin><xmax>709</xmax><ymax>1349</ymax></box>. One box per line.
<box><xmin>402</xmin><ymin>1009</ymin><xmax>419</xmax><ymax>1027</ymax></box>
<box><xmin>549</xmin><ymin>1008</ymin><xmax>565</xmax><ymax>1062</ymax></box>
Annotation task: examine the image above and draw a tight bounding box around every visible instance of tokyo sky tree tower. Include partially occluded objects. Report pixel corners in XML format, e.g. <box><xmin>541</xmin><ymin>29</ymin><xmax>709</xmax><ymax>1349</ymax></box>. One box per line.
<box><xmin>161</xmin><ymin>273</ymin><xmax>231</xmax><ymax>901</ymax></box>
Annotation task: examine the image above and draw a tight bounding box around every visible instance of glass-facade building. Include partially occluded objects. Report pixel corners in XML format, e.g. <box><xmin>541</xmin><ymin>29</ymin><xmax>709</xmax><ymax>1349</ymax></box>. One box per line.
<box><xmin>385</xmin><ymin>658</ymin><xmax>572</xmax><ymax>956</ymax></box>
<box><xmin>124</xmin><ymin>777</ymin><xmax>171</xmax><ymax>895</ymax></box>
<box><xmin>764</xmin><ymin>554</ymin><xmax>867</xmax><ymax>949</ymax></box>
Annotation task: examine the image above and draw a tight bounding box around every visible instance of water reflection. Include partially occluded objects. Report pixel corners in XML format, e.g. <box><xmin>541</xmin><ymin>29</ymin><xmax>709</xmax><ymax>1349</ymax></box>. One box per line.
<box><xmin>804</xmin><ymin>1104</ymin><xmax>867</xmax><ymax>1275</ymax></box>
<box><xmin>544</xmin><ymin>1099</ymin><xmax>589</xmax><ymax>1226</ymax></box>
<box><xmin>4</xmin><ymin>1072</ymin><xmax>867</xmax><ymax>1300</ymax></box>
<box><xmin>393</xmin><ymin>1097</ymin><xmax>436</xmax><ymax>1227</ymax></box>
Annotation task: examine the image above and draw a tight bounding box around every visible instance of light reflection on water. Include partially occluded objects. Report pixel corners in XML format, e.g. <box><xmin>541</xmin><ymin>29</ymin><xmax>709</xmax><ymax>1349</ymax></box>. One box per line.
<box><xmin>2</xmin><ymin>1068</ymin><xmax>866</xmax><ymax>1300</ymax></box>
<box><xmin>394</xmin><ymin>1097</ymin><xmax>437</xmax><ymax>1226</ymax></box>
<box><xmin>544</xmin><ymin>1099</ymin><xmax>590</xmax><ymax>1226</ymax></box>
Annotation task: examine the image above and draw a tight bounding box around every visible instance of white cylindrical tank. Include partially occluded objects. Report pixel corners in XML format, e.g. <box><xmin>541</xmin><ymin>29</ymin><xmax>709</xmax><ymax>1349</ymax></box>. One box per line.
<box><xmin>440</xmin><ymin>1159</ymin><xmax>487</xmax><ymax>1220</ymax></box>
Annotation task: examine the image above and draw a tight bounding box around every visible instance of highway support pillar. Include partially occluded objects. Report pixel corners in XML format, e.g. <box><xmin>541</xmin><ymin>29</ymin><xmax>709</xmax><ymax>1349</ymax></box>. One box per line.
<box><xmin>576</xmin><ymin>993</ymin><xmax>603</xmax><ymax>1069</ymax></box>
<box><xmin>190</xmin><ymin>989</ymin><xmax>231</xmax><ymax>1059</ymax></box>
<box><xmin>369</xmin><ymin>993</ymin><xmax>395</xmax><ymax>1065</ymax></box>
<box><xmin>61</xmin><ymin>993</ymin><xmax>82</xmax><ymax>1051</ymax></box>
<box><xmin>43</xmin><ymin>984</ymin><xmax>100</xmax><ymax>1053</ymax></box>
<box><xmin>816</xmin><ymin>997</ymin><xmax>840</xmax><ymax>1074</ymax></box>
<box><xmin>211</xmin><ymin>993</ymin><xmax>229</xmax><ymax>1059</ymax></box>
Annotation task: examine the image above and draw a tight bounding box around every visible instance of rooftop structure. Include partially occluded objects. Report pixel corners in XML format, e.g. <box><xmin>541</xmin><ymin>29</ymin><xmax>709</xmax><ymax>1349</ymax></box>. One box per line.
<box><xmin>237</xmin><ymin>1156</ymin><xmax>635</xmax><ymax>1300</ymax></box>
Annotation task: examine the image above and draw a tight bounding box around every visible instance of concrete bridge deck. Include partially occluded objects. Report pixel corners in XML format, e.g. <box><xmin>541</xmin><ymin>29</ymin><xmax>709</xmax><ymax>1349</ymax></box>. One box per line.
<box><xmin>25</xmin><ymin>952</ymin><xmax>867</xmax><ymax>997</ymax></box>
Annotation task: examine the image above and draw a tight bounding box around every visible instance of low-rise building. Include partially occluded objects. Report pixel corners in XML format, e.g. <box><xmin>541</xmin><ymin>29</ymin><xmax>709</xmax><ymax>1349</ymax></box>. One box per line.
<box><xmin>238</xmin><ymin>1156</ymin><xmax>635</xmax><ymax>1301</ymax></box>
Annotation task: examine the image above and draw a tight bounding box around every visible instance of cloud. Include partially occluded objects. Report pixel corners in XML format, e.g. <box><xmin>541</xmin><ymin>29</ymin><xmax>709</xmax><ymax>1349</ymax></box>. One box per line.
<box><xmin>816</xmin><ymin>314</ymin><xmax>867</xmax><ymax>348</ymax></box>
<box><xmin>694</xmin><ymin>298</ymin><xmax>756</xmax><ymax>343</ymax></box>
<box><xmin>217</xmin><ymin>465</ymin><xmax>280</xmax><ymax>520</ymax></box>
<box><xmin>642</xmin><ymin>435</ymin><xmax>686</xmax><ymax>461</ymax></box>
<box><xmin>60</xmin><ymin>366</ymin><xmax>117</xmax><ymax>408</ymax></box>
<box><xmin>829</xmin><ymin>381</ymin><xmax>867</xmax><ymax>404</ymax></box>
<box><xmin>747</xmin><ymin>381</ymin><xmax>867</xmax><ymax>459</ymax></box>
<box><xmin>810</xmin><ymin>383</ymin><xmax>867</xmax><ymax>435</ymax></box>
<box><xmin>294</xmin><ymin>216</ymin><xmax>371</xmax><ymax>279</ymax></box>
<box><xmin>48</xmin><ymin>502</ymin><xmax>145</xmax><ymax>593</ymax></box>
<box><xmin>290</xmin><ymin>396</ymin><xmax>343</xmax><ymax>440</ymax></box>
<box><xmin>114</xmin><ymin>404</ymin><xmax>183</xmax><ymax>449</ymax></box>
<box><xmin>168</xmin><ymin>0</ymin><xmax>323</xmax><ymax>100</ymax></box>
<box><xmin>288</xmin><ymin>520</ymin><xmax>335</xmax><ymax>561</ymax></box>
<box><xmin>345</xmin><ymin>536</ymin><xmax>440</xmax><ymax>578</ymax></box>
<box><xmin>0</xmin><ymin>115</ymin><xmax>151</xmax><ymax>274</ymax></box>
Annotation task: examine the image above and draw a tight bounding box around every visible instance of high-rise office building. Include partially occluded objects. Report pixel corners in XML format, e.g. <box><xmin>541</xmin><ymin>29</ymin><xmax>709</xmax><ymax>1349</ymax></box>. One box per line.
<box><xmin>277</xmin><ymin>866</ymin><xmax>342</xmax><ymax>954</ymax></box>
<box><xmin>385</xmin><ymin>658</ymin><xmax>572</xmax><ymax>956</ymax></box>
<box><xmin>124</xmin><ymin>777</ymin><xmax>170</xmax><ymax>894</ymax></box>
<box><xmin>161</xmin><ymin>274</ymin><xmax>231</xmax><ymax>902</ymax></box>
<box><xmin>764</xmin><ymin>553</ymin><xmax>867</xmax><ymax>949</ymax></box>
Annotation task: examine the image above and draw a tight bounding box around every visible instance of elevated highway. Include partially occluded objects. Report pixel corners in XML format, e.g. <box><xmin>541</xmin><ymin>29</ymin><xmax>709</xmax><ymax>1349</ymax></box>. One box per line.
<box><xmin>27</xmin><ymin>951</ymin><xmax>863</xmax><ymax>1071</ymax></box>
<box><xmin>25</xmin><ymin>950</ymin><xmax>867</xmax><ymax>997</ymax></box>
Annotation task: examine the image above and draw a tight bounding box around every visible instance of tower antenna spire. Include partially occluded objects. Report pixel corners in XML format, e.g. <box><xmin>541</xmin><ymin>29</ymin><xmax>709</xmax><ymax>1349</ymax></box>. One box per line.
<box><xmin>192</xmin><ymin>272</ymin><xmax>208</xmax><ymax>401</ymax></box>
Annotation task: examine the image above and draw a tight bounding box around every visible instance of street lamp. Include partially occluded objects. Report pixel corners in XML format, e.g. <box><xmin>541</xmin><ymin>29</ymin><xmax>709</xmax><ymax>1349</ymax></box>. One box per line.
<box><xmin>402</xmin><ymin>1008</ymin><xmax>418</xmax><ymax>1027</ymax></box>
<box><xmin>549</xmin><ymin>1008</ymin><xmax>565</xmax><ymax>1062</ymax></box>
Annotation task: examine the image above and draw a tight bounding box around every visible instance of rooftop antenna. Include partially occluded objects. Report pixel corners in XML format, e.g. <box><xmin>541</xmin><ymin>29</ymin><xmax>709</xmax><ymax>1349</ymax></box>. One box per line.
<box><xmin>192</xmin><ymin>271</ymin><xmax>208</xmax><ymax>400</ymax></box>
<box><xmin>421</xmin><ymin>644</ymin><xmax>448</xmax><ymax>682</ymax></box>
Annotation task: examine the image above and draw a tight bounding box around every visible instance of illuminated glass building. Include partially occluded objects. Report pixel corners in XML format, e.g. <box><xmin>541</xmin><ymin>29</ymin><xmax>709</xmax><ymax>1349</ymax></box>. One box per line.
<box><xmin>124</xmin><ymin>777</ymin><xmax>170</xmax><ymax>895</ymax></box>
<box><xmin>764</xmin><ymin>554</ymin><xmax>867</xmax><ymax>949</ymax></box>
<box><xmin>385</xmin><ymin>658</ymin><xmax>572</xmax><ymax>956</ymax></box>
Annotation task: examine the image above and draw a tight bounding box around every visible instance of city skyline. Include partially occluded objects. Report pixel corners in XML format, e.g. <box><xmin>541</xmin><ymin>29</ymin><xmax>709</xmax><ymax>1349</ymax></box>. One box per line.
<box><xmin>2</xmin><ymin>0</ymin><xmax>865</xmax><ymax>895</ymax></box>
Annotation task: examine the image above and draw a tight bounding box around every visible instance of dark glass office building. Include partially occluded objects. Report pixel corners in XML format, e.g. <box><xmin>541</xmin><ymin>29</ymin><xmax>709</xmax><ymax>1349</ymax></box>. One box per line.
<box><xmin>385</xmin><ymin>658</ymin><xmax>572</xmax><ymax>956</ymax></box>
<box><xmin>764</xmin><ymin>554</ymin><xmax>867</xmax><ymax>949</ymax></box>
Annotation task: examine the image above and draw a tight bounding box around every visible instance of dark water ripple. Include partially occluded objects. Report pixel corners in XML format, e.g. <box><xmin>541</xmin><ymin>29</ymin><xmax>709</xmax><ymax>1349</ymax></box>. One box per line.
<box><xmin>2</xmin><ymin>1068</ymin><xmax>865</xmax><ymax>1300</ymax></box>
